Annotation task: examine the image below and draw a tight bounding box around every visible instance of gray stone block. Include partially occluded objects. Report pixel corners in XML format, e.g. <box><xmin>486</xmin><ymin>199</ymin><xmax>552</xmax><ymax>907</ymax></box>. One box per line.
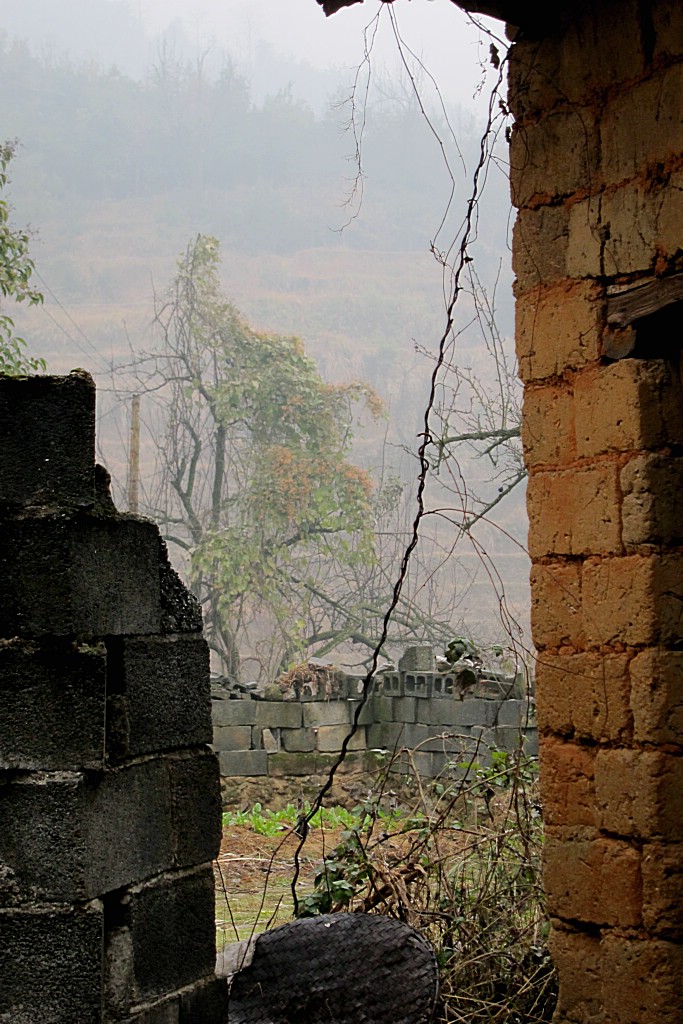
<box><xmin>401</xmin><ymin>723</ymin><xmax>431</xmax><ymax>749</ymax></box>
<box><xmin>0</xmin><ymin>904</ymin><xmax>103</xmax><ymax>1024</ymax></box>
<box><xmin>0</xmin><ymin>637</ymin><xmax>106</xmax><ymax>771</ymax></box>
<box><xmin>254</xmin><ymin>701</ymin><xmax>302</xmax><ymax>729</ymax></box>
<box><xmin>126</xmin><ymin>866</ymin><xmax>217</xmax><ymax>1003</ymax></box>
<box><xmin>388</xmin><ymin>750</ymin><xmax>433</xmax><ymax>776</ymax></box>
<box><xmin>496</xmin><ymin>699</ymin><xmax>533</xmax><ymax>728</ymax></box>
<box><xmin>169</xmin><ymin>750</ymin><xmax>222</xmax><ymax>868</ymax></box>
<box><xmin>281</xmin><ymin>728</ymin><xmax>317</xmax><ymax>752</ymax></box>
<box><xmin>0</xmin><ymin>761</ymin><xmax>174</xmax><ymax>902</ymax></box>
<box><xmin>302</xmin><ymin>701</ymin><xmax>351</xmax><ymax>727</ymax></box>
<box><xmin>346</xmin><ymin>698</ymin><xmax>376</xmax><ymax>725</ymax></box>
<box><xmin>316</xmin><ymin>725</ymin><xmax>365</xmax><ymax>752</ymax></box>
<box><xmin>0</xmin><ymin>371</ymin><xmax>95</xmax><ymax>508</ymax></box>
<box><xmin>428</xmin><ymin>698</ymin><xmax>500</xmax><ymax>728</ymax></box>
<box><xmin>218</xmin><ymin>750</ymin><xmax>268</xmax><ymax>777</ymax></box>
<box><xmin>366</xmin><ymin>722</ymin><xmax>406</xmax><ymax>750</ymax></box>
<box><xmin>0</xmin><ymin>511</ymin><xmax>161</xmax><ymax>638</ymax></box>
<box><xmin>107</xmin><ymin>635</ymin><xmax>211</xmax><ymax>760</ymax></box>
<box><xmin>371</xmin><ymin>694</ymin><xmax>394</xmax><ymax>722</ymax></box>
<box><xmin>212</xmin><ymin>700</ymin><xmax>257</xmax><ymax>726</ymax></box>
<box><xmin>212</xmin><ymin>725</ymin><xmax>252</xmax><ymax>751</ymax></box>
<box><xmin>393</xmin><ymin>697</ymin><xmax>417</xmax><ymax>723</ymax></box>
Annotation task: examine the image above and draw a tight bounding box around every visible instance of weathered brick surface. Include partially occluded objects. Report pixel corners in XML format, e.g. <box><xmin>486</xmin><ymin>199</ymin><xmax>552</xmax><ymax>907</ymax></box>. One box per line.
<box><xmin>601</xmin><ymin>934</ymin><xmax>683</xmax><ymax>1023</ymax></box>
<box><xmin>595</xmin><ymin>748</ymin><xmax>683</xmax><ymax>841</ymax></box>
<box><xmin>540</xmin><ymin>738</ymin><xmax>597</xmax><ymax>827</ymax></box>
<box><xmin>641</xmin><ymin>842</ymin><xmax>683</xmax><ymax>938</ymax></box>
<box><xmin>548</xmin><ymin>926</ymin><xmax>603</xmax><ymax>1024</ymax></box>
<box><xmin>0</xmin><ymin>637</ymin><xmax>106</xmax><ymax>771</ymax></box>
<box><xmin>630</xmin><ymin>648</ymin><xmax>683</xmax><ymax>745</ymax></box>
<box><xmin>515</xmin><ymin>281</ymin><xmax>603</xmax><ymax>382</ymax></box>
<box><xmin>529</xmin><ymin>561</ymin><xmax>584</xmax><ymax>650</ymax></box>
<box><xmin>522</xmin><ymin>383</ymin><xmax>575</xmax><ymax>468</ymax></box>
<box><xmin>0</xmin><ymin>371</ymin><xmax>95</xmax><ymax>508</ymax></box>
<box><xmin>510</xmin><ymin>105</ymin><xmax>599</xmax><ymax>208</ymax></box>
<box><xmin>512</xmin><ymin>204</ymin><xmax>569</xmax><ymax>293</ymax></box>
<box><xmin>0</xmin><ymin>904</ymin><xmax>103</xmax><ymax>1024</ymax></box>
<box><xmin>527</xmin><ymin>463</ymin><xmax>621</xmax><ymax>557</ymax></box>
<box><xmin>107</xmin><ymin>635</ymin><xmax>211</xmax><ymax>760</ymax></box>
<box><xmin>621</xmin><ymin>454</ymin><xmax>683</xmax><ymax>547</ymax></box>
<box><xmin>535</xmin><ymin>651</ymin><xmax>632</xmax><ymax>743</ymax></box>
<box><xmin>543</xmin><ymin>831</ymin><xmax>642</xmax><ymax>927</ymax></box>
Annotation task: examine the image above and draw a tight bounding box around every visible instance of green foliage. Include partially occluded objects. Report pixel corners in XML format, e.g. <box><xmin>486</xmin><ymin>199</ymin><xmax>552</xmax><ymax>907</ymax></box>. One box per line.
<box><xmin>143</xmin><ymin>234</ymin><xmax>381</xmax><ymax>677</ymax></box>
<box><xmin>221</xmin><ymin>801</ymin><xmax>379</xmax><ymax>837</ymax></box>
<box><xmin>0</xmin><ymin>140</ymin><xmax>45</xmax><ymax>375</ymax></box>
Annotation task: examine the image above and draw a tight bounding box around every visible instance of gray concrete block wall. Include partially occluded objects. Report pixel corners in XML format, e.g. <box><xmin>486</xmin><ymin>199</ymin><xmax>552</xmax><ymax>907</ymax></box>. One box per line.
<box><xmin>0</xmin><ymin>373</ymin><xmax>226</xmax><ymax>1024</ymax></box>
<box><xmin>213</xmin><ymin>688</ymin><xmax>537</xmax><ymax>782</ymax></box>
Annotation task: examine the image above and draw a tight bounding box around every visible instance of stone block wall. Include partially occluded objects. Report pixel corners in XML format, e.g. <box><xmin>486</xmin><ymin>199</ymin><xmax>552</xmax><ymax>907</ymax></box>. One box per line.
<box><xmin>508</xmin><ymin>3</ymin><xmax>683</xmax><ymax>1021</ymax></box>
<box><xmin>0</xmin><ymin>373</ymin><xmax>226</xmax><ymax>1024</ymax></box>
<box><xmin>213</xmin><ymin>687</ymin><xmax>537</xmax><ymax>803</ymax></box>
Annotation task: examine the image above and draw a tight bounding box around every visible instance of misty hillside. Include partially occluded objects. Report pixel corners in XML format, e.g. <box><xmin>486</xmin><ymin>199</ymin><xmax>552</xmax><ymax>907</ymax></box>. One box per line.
<box><xmin>1</xmin><ymin>5</ymin><xmax>529</xmax><ymax>648</ymax></box>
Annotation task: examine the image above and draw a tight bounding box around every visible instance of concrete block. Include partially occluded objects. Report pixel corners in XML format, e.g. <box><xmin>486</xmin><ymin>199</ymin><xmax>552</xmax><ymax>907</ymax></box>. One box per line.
<box><xmin>217</xmin><ymin>750</ymin><xmax>268</xmax><ymax>777</ymax></box>
<box><xmin>372</xmin><ymin>694</ymin><xmax>395</xmax><ymax>721</ymax></box>
<box><xmin>179</xmin><ymin>977</ymin><xmax>229</xmax><ymax>1024</ymax></box>
<box><xmin>107</xmin><ymin>635</ymin><xmax>211</xmax><ymax>760</ymax></box>
<box><xmin>0</xmin><ymin>371</ymin><xmax>95</xmax><ymax>508</ymax></box>
<box><xmin>403</xmin><ymin>673</ymin><xmax>432</xmax><ymax>698</ymax></box>
<box><xmin>254</xmin><ymin>701</ymin><xmax>302</xmax><ymax>729</ymax></box>
<box><xmin>211</xmin><ymin>726</ymin><xmax>252</xmax><ymax>751</ymax></box>
<box><xmin>315</xmin><ymin>725</ymin><xmax>365</xmax><ymax>752</ymax></box>
<box><xmin>346</xmin><ymin>698</ymin><xmax>376</xmax><ymax>725</ymax></box>
<box><xmin>428</xmin><ymin>698</ymin><xmax>499</xmax><ymax>728</ymax></box>
<box><xmin>0</xmin><ymin>760</ymin><xmax>175</xmax><ymax>901</ymax></box>
<box><xmin>126</xmin><ymin>866</ymin><xmax>217</xmax><ymax>1003</ymax></box>
<box><xmin>281</xmin><ymin>728</ymin><xmax>317</xmax><ymax>752</ymax></box>
<box><xmin>0</xmin><ymin>511</ymin><xmax>161</xmax><ymax>638</ymax></box>
<box><xmin>388</xmin><ymin>750</ymin><xmax>433</xmax><ymax>777</ymax></box>
<box><xmin>159</xmin><ymin>540</ymin><xmax>203</xmax><ymax>633</ymax></box>
<box><xmin>168</xmin><ymin>750</ymin><xmax>222</xmax><ymax>868</ymax></box>
<box><xmin>366</xmin><ymin>722</ymin><xmax>405</xmax><ymax>750</ymax></box>
<box><xmin>393</xmin><ymin>697</ymin><xmax>417</xmax><ymax>723</ymax></box>
<box><xmin>0</xmin><ymin>637</ymin><xmax>106</xmax><ymax>770</ymax></box>
<box><xmin>496</xmin><ymin>699</ymin><xmax>530</xmax><ymax>728</ymax></box>
<box><xmin>398</xmin><ymin>646</ymin><xmax>435</xmax><ymax>672</ymax></box>
<box><xmin>0</xmin><ymin>904</ymin><xmax>103</xmax><ymax>1024</ymax></box>
<box><xmin>266</xmin><ymin>751</ymin><xmax>317</xmax><ymax>777</ymax></box>
<box><xmin>211</xmin><ymin>699</ymin><xmax>256</xmax><ymax>726</ymax></box>
<box><xmin>302</xmin><ymin>701</ymin><xmax>351</xmax><ymax>727</ymax></box>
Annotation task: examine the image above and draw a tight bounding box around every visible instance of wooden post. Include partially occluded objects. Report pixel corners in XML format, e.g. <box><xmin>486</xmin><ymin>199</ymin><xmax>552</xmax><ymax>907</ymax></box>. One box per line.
<box><xmin>127</xmin><ymin>393</ymin><xmax>140</xmax><ymax>513</ymax></box>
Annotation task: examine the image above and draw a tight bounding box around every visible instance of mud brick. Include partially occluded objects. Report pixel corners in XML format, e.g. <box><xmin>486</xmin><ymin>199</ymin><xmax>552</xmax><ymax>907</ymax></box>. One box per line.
<box><xmin>0</xmin><ymin>904</ymin><xmax>103</xmax><ymax>1024</ymax></box>
<box><xmin>0</xmin><ymin>637</ymin><xmax>106</xmax><ymax>770</ymax></box>
<box><xmin>107</xmin><ymin>635</ymin><xmax>211</xmax><ymax>760</ymax></box>
<box><xmin>0</xmin><ymin>511</ymin><xmax>161</xmax><ymax>638</ymax></box>
<box><xmin>0</xmin><ymin>371</ymin><xmax>95</xmax><ymax>508</ymax></box>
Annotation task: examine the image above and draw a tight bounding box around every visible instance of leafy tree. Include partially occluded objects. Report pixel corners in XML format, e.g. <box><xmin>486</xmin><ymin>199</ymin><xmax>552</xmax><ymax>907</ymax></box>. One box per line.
<box><xmin>132</xmin><ymin>234</ymin><xmax>389</xmax><ymax>679</ymax></box>
<box><xmin>0</xmin><ymin>140</ymin><xmax>45</xmax><ymax>374</ymax></box>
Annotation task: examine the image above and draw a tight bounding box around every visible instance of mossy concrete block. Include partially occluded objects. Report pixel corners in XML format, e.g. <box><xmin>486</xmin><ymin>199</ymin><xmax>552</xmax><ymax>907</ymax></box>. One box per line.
<box><xmin>0</xmin><ymin>637</ymin><xmax>106</xmax><ymax>771</ymax></box>
<box><xmin>107</xmin><ymin>635</ymin><xmax>211</xmax><ymax>760</ymax></box>
<box><xmin>254</xmin><ymin>701</ymin><xmax>302</xmax><ymax>729</ymax></box>
<box><xmin>302</xmin><ymin>702</ymin><xmax>351</xmax><ymax>727</ymax></box>
<box><xmin>0</xmin><ymin>511</ymin><xmax>161</xmax><ymax>638</ymax></box>
<box><xmin>212</xmin><ymin>700</ymin><xmax>256</xmax><ymax>727</ymax></box>
<box><xmin>0</xmin><ymin>371</ymin><xmax>96</xmax><ymax>508</ymax></box>
<box><xmin>281</xmin><ymin>728</ymin><xmax>317</xmax><ymax>752</ymax></box>
<box><xmin>0</xmin><ymin>904</ymin><xmax>103</xmax><ymax>1024</ymax></box>
<box><xmin>211</xmin><ymin>725</ymin><xmax>252</xmax><ymax>751</ymax></box>
<box><xmin>217</xmin><ymin>750</ymin><xmax>268</xmax><ymax>777</ymax></box>
<box><xmin>315</xmin><ymin>725</ymin><xmax>365</xmax><ymax>753</ymax></box>
<box><xmin>267</xmin><ymin>751</ymin><xmax>318</xmax><ymax>776</ymax></box>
